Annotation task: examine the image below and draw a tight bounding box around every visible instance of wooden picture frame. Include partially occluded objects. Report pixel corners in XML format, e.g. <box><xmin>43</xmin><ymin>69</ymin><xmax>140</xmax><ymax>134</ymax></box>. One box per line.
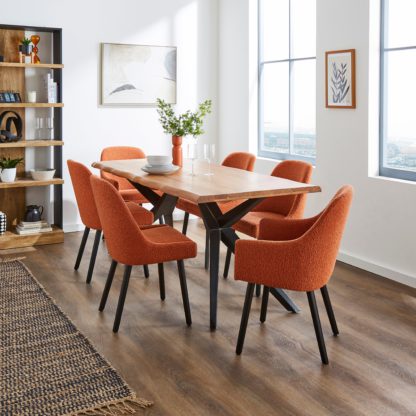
<box><xmin>325</xmin><ymin>49</ymin><xmax>356</xmax><ymax>109</ymax></box>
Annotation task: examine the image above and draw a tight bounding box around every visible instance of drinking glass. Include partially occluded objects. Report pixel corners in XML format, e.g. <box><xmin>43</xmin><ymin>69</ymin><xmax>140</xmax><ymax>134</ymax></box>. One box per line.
<box><xmin>203</xmin><ymin>143</ymin><xmax>216</xmax><ymax>176</ymax></box>
<box><xmin>186</xmin><ymin>137</ymin><xmax>198</xmax><ymax>176</ymax></box>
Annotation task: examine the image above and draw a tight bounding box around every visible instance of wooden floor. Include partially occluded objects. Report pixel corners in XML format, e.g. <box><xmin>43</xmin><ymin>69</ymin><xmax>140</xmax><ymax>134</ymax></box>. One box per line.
<box><xmin>2</xmin><ymin>219</ymin><xmax>416</xmax><ymax>415</ymax></box>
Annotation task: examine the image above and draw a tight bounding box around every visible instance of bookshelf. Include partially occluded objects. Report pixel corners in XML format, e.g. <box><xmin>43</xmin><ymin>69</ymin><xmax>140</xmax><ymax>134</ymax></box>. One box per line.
<box><xmin>0</xmin><ymin>24</ymin><xmax>63</xmax><ymax>249</ymax></box>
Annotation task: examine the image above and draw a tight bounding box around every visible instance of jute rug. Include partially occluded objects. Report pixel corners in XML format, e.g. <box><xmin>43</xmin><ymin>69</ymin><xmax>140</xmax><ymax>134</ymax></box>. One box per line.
<box><xmin>0</xmin><ymin>259</ymin><xmax>152</xmax><ymax>415</ymax></box>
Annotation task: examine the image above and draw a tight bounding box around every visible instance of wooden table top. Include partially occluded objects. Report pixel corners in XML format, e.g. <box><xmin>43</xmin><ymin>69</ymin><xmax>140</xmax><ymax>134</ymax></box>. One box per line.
<box><xmin>92</xmin><ymin>159</ymin><xmax>321</xmax><ymax>204</ymax></box>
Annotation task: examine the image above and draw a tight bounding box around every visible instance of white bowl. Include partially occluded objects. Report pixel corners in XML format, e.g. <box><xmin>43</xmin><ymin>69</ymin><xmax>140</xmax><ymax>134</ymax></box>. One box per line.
<box><xmin>147</xmin><ymin>155</ymin><xmax>172</xmax><ymax>166</ymax></box>
<box><xmin>30</xmin><ymin>169</ymin><xmax>56</xmax><ymax>181</ymax></box>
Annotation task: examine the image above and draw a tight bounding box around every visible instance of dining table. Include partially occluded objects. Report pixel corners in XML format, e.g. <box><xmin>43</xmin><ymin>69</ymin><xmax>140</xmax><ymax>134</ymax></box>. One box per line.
<box><xmin>92</xmin><ymin>159</ymin><xmax>321</xmax><ymax>330</ymax></box>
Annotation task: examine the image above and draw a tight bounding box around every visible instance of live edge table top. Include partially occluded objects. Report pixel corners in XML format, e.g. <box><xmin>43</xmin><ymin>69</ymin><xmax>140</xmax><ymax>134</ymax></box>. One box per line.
<box><xmin>92</xmin><ymin>159</ymin><xmax>321</xmax><ymax>204</ymax></box>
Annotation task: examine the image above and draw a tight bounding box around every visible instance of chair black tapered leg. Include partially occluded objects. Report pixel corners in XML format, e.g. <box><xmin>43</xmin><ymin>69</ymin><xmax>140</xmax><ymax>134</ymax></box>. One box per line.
<box><xmin>182</xmin><ymin>212</ymin><xmax>189</xmax><ymax>235</ymax></box>
<box><xmin>159</xmin><ymin>217</ymin><xmax>164</xmax><ymax>225</ymax></box>
<box><xmin>307</xmin><ymin>291</ymin><xmax>329</xmax><ymax>365</ymax></box>
<box><xmin>158</xmin><ymin>263</ymin><xmax>165</xmax><ymax>301</ymax></box>
<box><xmin>236</xmin><ymin>283</ymin><xmax>255</xmax><ymax>355</ymax></box>
<box><xmin>260</xmin><ymin>286</ymin><xmax>270</xmax><ymax>323</ymax></box>
<box><xmin>223</xmin><ymin>248</ymin><xmax>231</xmax><ymax>278</ymax></box>
<box><xmin>204</xmin><ymin>230</ymin><xmax>210</xmax><ymax>270</ymax></box>
<box><xmin>113</xmin><ymin>265</ymin><xmax>132</xmax><ymax>333</ymax></box>
<box><xmin>86</xmin><ymin>229</ymin><xmax>102</xmax><ymax>284</ymax></box>
<box><xmin>320</xmin><ymin>285</ymin><xmax>339</xmax><ymax>335</ymax></box>
<box><xmin>177</xmin><ymin>260</ymin><xmax>192</xmax><ymax>326</ymax></box>
<box><xmin>99</xmin><ymin>260</ymin><xmax>118</xmax><ymax>311</ymax></box>
<box><xmin>74</xmin><ymin>227</ymin><xmax>90</xmax><ymax>270</ymax></box>
<box><xmin>255</xmin><ymin>284</ymin><xmax>261</xmax><ymax>297</ymax></box>
<box><xmin>143</xmin><ymin>264</ymin><xmax>150</xmax><ymax>278</ymax></box>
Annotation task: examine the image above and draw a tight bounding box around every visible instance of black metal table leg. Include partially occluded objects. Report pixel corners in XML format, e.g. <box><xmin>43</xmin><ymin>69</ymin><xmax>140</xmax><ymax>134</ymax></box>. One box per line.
<box><xmin>269</xmin><ymin>287</ymin><xmax>300</xmax><ymax>313</ymax></box>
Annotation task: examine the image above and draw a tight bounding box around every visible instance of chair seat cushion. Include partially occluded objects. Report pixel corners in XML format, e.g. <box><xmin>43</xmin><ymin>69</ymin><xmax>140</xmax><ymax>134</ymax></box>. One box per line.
<box><xmin>120</xmin><ymin>189</ymin><xmax>148</xmax><ymax>204</ymax></box>
<box><xmin>234</xmin><ymin>211</ymin><xmax>285</xmax><ymax>239</ymax></box>
<box><xmin>176</xmin><ymin>198</ymin><xmax>244</xmax><ymax>218</ymax></box>
<box><xmin>142</xmin><ymin>225</ymin><xmax>197</xmax><ymax>262</ymax></box>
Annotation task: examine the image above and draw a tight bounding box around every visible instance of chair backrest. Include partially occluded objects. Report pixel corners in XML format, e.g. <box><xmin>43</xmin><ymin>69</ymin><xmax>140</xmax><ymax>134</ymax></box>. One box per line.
<box><xmin>299</xmin><ymin>185</ymin><xmax>353</xmax><ymax>289</ymax></box>
<box><xmin>222</xmin><ymin>152</ymin><xmax>256</xmax><ymax>172</ymax></box>
<box><xmin>254</xmin><ymin>160</ymin><xmax>313</xmax><ymax>218</ymax></box>
<box><xmin>100</xmin><ymin>146</ymin><xmax>146</xmax><ymax>190</ymax></box>
<box><xmin>90</xmin><ymin>175</ymin><xmax>148</xmax><ymax>265</ymax></box>
<box><xmin>67</xmin><ymin>160</ymin><xmax>101</xmax><ymax>230</ymax></box>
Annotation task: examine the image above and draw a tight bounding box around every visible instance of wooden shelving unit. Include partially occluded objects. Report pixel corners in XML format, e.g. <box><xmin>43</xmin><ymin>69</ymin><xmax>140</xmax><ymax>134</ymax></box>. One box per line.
<box><xmin>0</xmin><ymin>24</ymin><xmax>63</xmax><ymax>249</ymax></box>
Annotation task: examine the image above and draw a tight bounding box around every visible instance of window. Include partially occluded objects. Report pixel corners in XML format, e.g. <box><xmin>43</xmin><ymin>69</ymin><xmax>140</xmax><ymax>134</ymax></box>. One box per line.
<box><xmin>380</xmin><ymin>0</ymin><xmax>416</xmax><ymax>181</ymax></box>
<box><xmin>258</xmin><ymin>0</ymin><xmax>316</xmax><ymax>161</ymax></box>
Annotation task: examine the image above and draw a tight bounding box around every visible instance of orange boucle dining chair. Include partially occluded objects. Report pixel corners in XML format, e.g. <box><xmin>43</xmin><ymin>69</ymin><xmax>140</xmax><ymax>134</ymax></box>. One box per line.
<box><xmin>223</xmin><ymin>160</ymin><xmax>313</xmax><ymax>281</ymax></box>
<box><xmin>234</xmin><ymin>185</ymin><xmax>353</xmax><ymax>364</ymax></box>
<box><xmin>176</xmin><ymin>151</ymin><xmax>256</xmax><ymax>268</ymax></box>
<box><xmin>100</xmin><ymin>146</ymin><xmax>148</xmax><ymax>204</ymax></box>
<box><xmin>67</xmin><ymin>160</ymin><xmax>154</xmax><ymax>284</ymax></box>
<box><xmin>90</xmin><ymin>176</ymin><xmax>197</xmax><ymax>333</ymax></box>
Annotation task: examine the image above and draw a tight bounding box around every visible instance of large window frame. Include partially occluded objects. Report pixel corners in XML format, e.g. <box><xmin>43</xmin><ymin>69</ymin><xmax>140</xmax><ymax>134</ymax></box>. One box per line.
<box><xmin>258</xmin><ymin>0</ymin><xmax>316</xmax><ymax>162</ymax></box>
<box><xmin>379</xmin><ymin>0</ymin><xmax>416</xmax><ymax>181</ymax></box>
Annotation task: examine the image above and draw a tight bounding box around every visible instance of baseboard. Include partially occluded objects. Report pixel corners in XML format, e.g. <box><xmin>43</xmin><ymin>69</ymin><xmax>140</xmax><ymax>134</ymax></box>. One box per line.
<box><xmin>338</xmin><ymin>251</ymin><xmax>416</xmax><ymax>289</ymax></box>
<box><xmin>63</xmin><ymin>224</ymin><xmax>85</xmax><ymax>233</ymax></box>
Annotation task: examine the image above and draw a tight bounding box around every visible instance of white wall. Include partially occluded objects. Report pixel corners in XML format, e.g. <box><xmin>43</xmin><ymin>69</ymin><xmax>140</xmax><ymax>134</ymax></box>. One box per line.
<box><xmin>1</xmin><ymin>0</ymin><xmax>219</xmax><ymax>230</ymax></box>
<box><xmin>219</xmin><ymin>0</ymin><xmax>416</xmax><ymax>288</ymax></box>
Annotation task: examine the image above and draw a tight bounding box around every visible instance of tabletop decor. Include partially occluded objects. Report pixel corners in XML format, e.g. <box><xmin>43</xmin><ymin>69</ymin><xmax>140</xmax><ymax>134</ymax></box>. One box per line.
<box><xmin>325</xmin><ymin>49</ymin><xmax>356</xmax><ymax>108</ymax></box>
<box><xmin>31</xmin><ymin>34</ymin><xmax>41</xmax><ymax>63</ymax></box>
<box><xmin>0</xmin><ymin>259</ymin><xmax>152</xmax><ymax>415</ymax></box>
<box><xmin>101</xmin><ymin>43</ymin><xmax>177</xmax><ymax>105</ymax></box>
<box><xmin>156</xmin><ymin>98</ymin><xmax>212</xmax><ymax>167</ymax></box>
<box><xmin>0</xmin><ymin>156</ymin><xmax>23</xmax><ymax>182</ymax></box>
<box><xmin>18</xmin><ymin>37</ymin><xmax>32</xmax><ymax>63</ymax></box>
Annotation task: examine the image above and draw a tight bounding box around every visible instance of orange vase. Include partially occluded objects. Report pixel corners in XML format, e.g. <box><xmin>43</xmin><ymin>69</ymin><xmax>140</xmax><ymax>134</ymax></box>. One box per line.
<box><xmin>172</xmin><ymin>135</ymin><xmax>183</xmax><ymax>167</ymax></box>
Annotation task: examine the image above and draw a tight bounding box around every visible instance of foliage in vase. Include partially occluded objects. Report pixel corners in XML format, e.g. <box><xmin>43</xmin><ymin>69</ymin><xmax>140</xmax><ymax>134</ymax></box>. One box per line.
<box><xmin>156</xmin><ymin>98</ymin><xmax>212</xmax><ymax>138</ymax></box>
<box><xmin>0</xmin><ymin>157</ymin><xmax>23</xmax><ymax>169</ymax></box>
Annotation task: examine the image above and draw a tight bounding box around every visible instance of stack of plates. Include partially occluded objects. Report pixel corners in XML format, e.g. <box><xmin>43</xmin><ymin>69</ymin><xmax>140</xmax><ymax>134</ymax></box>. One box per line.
<box><xmin>142</xmin><ymin>155</ymin><xmax>180</xmax><ymax>175</ymax></box>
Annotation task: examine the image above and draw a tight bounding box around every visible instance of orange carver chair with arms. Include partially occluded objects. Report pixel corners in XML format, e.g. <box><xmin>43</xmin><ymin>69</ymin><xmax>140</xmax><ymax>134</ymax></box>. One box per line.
<box><xmin>234</xmin><ymin>185</ymin><xmax>353</xmax><ymax>364</ymax></box>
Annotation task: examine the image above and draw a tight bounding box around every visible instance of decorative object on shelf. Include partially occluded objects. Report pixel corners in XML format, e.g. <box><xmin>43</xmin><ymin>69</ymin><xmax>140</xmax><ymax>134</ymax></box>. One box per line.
<box><xmin>0</xmin><ymin>211</ymin><xmax>6</xmax><ymax>235</ymax></box>
<box><xmin>0</xmin><ymin>156</ymin><xmax>23</xmax><ymax>182</ymax></box>
<box><xmin>156</xmin><ymin>98</ymin><xmax>212</xmax><ymax>167</ymax></box>
<box><xmin>30</xmin><ymin>168</ymin><xmax>55</xmax><ymax>181</ymax></box>
<box><xmin>31</xmin><ymin>35</ymin><xmax>40</xmax><ymax>64</ymax></box>
<box><xmin>19</xmin><ymin>37</ymin><xmax>32</xmax><ymax>63</ymax></box>
<box><xmin>23</xmin><ymin>205</ymin><xmax>44</xmax><ymax>222</ymax></box>
<box><xmin>35</xmin><ymin>116</ymin><xmax>54</xmax><ymax>139</ymax></box>
<box><xmin>0</xmin><ymin>111</ymin><xmax>23</xmax><ymax>143</ymax></box>
<box><xmin>101</xmin><ymin>43</ymin><xmax>177</xmax><ymax>105</ymax></box>
<box><xmin>325</xmin><ymin>49</ymin><xmax>356</xmax><ymax>109</ymax></box>
<box><xmin>13</xmin><ymin>92</ymin><xmax>21</xmax><ymax>102</ymax></box>
<box><xmin>16</xmin><ymin>220</ymin><xmax>52</xmax><ymax>234</ymax></box>
<box><xmin>27</xmin><ymin>90</ymin><xmax>36</xmax><ymax>103</ymax></box>
<box><xmin>0</xmin><ymin>56</ymin><xmax>4</xmax><ymax>62</ymax></box>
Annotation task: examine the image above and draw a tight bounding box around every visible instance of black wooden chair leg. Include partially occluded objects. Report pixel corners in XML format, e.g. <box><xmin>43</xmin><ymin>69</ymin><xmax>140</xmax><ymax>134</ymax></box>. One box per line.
<box><xmin>177</xmin><ymin>260</ymin><xmax>192</xmax><ymax>326</ymax></box>
<box><xmin>307</xmin><ymin>291</ymin><xmax>329</xmax><ymax>365</ymax></box>
<box><xmin>255</xmin><ymin>284</ymin><xmax>261</xmax><ymax>297</ymax></box>
<box><xmin>158</xmin><ymin>263</ymin><xmax>165</xmax><ymax>300</ymax></box>
<box><xmin>86</xmin><ymin>229</ymin><xmax>102</xmax><ymax>284</ymax></box>
<box><xmin>320</xmin><ymin>285</ymin><xmax>339</xmax><ymax>335</ymax></box>
<box><xmin>182</xmin><ymin>212</ymin><xmax>189</xmax><ymax>235</ymax></box>
<box><xmin>143</xmin><ymin>264</ymin><xmax>150</xmax><ymax>278</ymax></box>
<box><xmin>113</xmin><ymin>265</ymin><xmax>132</xmax><ymax>333</ymax></box>
<box><xmin>159</xmin><ymin>217</ymin><xmax>164</xmax><ymax>225</ymax></box>
<box><xmin>74</xmin><ymin>227</ymin><xmax>90</xmax><ymax>270</ymax></box>
<box><xmin>99</xmin><ymin>260</ymin><xmax>117</xmax><ymax>311</ymax></box>
<box><xmin>236</xmin><ymin>283</ymin><xmax>255</xmax><ymax>355</ymax></box>
<box><xmin>204</xmin><ymin>230</ymin><xmax>210</xmax><ymax>270</ymax></box>
<box><xmin>260</xmin><ymin>286</ymin><xmax>270</xmax><ymax>323</ymax></box>
<box><xmin>223</xmin><ymin>248</ymin><xmax>231</xmax><ymax>278</ymax></box>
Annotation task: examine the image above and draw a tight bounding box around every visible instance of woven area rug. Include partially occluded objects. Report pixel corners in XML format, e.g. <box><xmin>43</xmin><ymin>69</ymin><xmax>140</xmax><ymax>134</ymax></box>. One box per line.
<box><xmin>0</xmin><ymin>259</ymin><xmax>152</xmax><ymax>416</ymax></box>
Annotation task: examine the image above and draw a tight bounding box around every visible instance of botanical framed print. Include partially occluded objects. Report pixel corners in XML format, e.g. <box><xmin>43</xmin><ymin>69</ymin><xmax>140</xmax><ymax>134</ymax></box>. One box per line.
<box><xmin>101</xmin><ymin>43</ymin><xmax>177</xmax><ymax>106</ymax></box>
<box><xmin>325</xmin><ymin>49</ymin><xmax>356</xmax><ymax>108</ymax></box>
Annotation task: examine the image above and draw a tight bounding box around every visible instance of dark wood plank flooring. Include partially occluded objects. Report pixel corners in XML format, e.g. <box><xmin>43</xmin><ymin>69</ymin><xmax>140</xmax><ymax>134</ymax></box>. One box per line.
<box><xmin>2</xmin><ymin>220</ymin><xmax>416</xmax><ymax>415</ymax></box>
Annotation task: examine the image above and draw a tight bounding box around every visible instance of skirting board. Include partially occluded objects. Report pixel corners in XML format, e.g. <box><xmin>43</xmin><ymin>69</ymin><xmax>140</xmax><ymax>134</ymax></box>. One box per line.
<box><xmin>337</xmin><ymin>251</ymin><xmax>416</xmax><ymax>289</ymax></box>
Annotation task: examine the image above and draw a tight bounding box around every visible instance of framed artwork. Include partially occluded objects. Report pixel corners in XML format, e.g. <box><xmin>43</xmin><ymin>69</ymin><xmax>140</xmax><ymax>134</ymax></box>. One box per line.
<box><xmin>325</xmin><ymin>49</ymin><xmax>356</xmax><ymax>109</ymax></box>
<box><xmin>101</xmin><ymin>43</ymin><xmax>177</xmax><ymax>106</ymax></box>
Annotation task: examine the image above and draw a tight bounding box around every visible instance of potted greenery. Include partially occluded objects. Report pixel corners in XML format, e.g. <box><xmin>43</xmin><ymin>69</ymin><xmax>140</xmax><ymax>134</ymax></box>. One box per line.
<box><xmin>0</xmin><ymin>157</ymin><xmax>23</xmax><ymax>183</ymax></box>
<box><xmin>156</xmin><ymin>98</ymin><xmax>212</xmax><ymax>167</ymax></box>
<box><xmin>19</xmin><ymin>38</ymin><xmax>32</xmax><ymax>56</ymax></box>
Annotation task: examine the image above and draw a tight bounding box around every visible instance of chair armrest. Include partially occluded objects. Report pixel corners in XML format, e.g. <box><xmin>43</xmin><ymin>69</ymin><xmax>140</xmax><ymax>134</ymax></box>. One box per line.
<box><xmin>257</xmin><ymin>215</ymin><xmax>319</xmax><ymax>241</ymax></box>
<box><xmin>102</xmin><ymin>177</ymin><xmax>119</xmax><ymax>190</ymax></box>
<box><xmin>125</xmin><ymin>202</ymin><xmax>154</xmax><ymax>225</ymax></box>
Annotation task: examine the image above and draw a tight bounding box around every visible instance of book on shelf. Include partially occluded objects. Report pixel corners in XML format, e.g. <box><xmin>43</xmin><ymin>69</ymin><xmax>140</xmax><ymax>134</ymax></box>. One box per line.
<box><xmin>44</xmin><ymin>72</ymin><xmax>58</xmax><ymax>103</ymax></box>
<box><xmin>16</xmin><ymin>220</ymin><xmax>53</xmax><ymax>235</ymax></box>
